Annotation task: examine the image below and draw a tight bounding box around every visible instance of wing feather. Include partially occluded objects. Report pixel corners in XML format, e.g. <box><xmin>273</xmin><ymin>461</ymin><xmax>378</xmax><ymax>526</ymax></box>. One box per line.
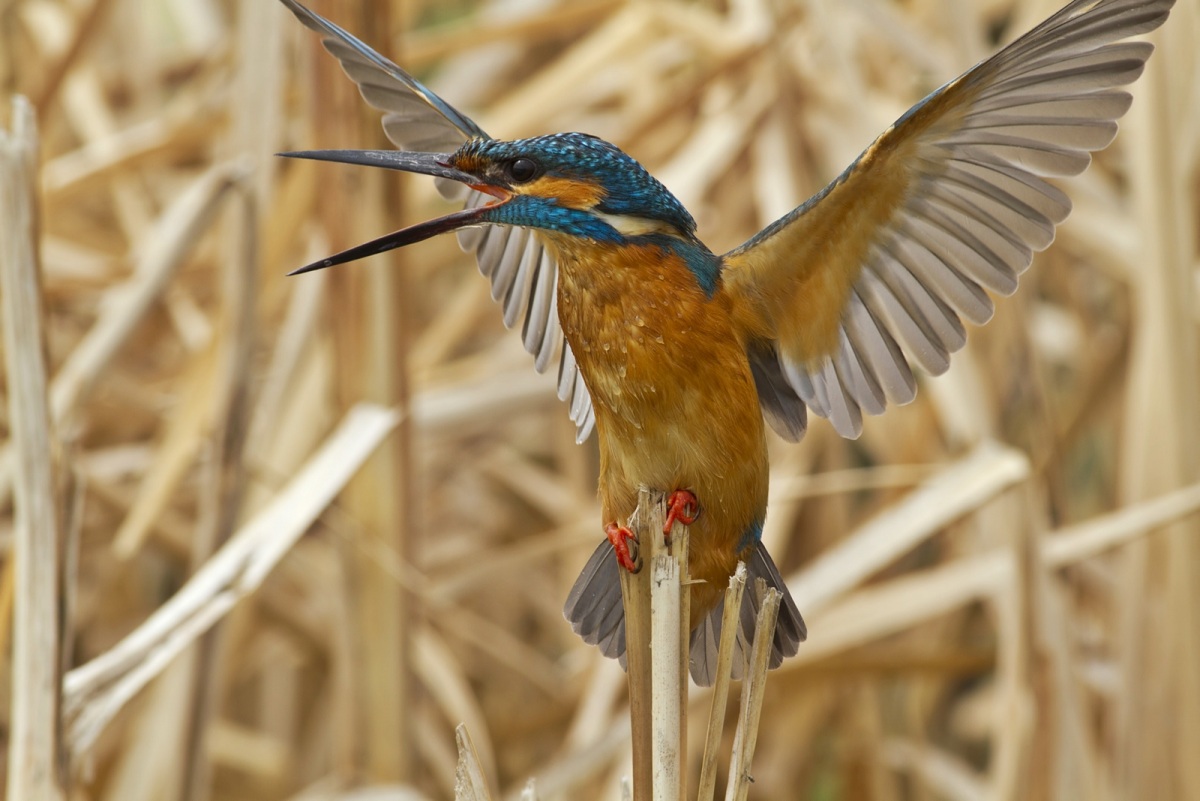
<box><xmin>835</xmin><ymin>327</ymin><xmax>886</xmax><ymax>416</ymax></box>
<box><xmin>476</xmin><ymin>225</ymin><xmax>509</xmax><ymax>283</ymax></box>
<box><xmin>724</xmin><ymin>0</ymin><xmax>1172</xmax><ymax>438</ymax></box>
<box><xmin>489</xmin><ymin>226</ymin><xmax>530</xmax><ymax>302</ymax></box>
<box><xmin>278</xmin><ymin>0</ymin><xmax>484</xmax><ymax>148</ymax></box>
<box><xmin>522</xmin><ymin>251</ymin><xmax>557</xmax><ymax>370</ymax></box>
<box><xmin>858</xmin><ymin>266</ymin><xmax>951</xmax><ymax>376</ymax></box>
<box><xmin>844</xmin><ymin>290</ymin><xmax>915</xmax><ymax>406</ymax></box>
<box><xmin>281</xmin><ymin>0</ymin><xmax>596</xmax><ymax>440</ymax></box>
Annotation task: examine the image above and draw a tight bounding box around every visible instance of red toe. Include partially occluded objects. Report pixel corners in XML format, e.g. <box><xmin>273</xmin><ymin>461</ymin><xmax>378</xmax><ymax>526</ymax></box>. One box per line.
<box><xmin>663</xmin><ymin>489</ymin><xmax>699</xmax><ymax>536</ymax></box>
<box><xmin>605</xmin><ymin>521</ymin><xmax>640</xmax><ymax>573</ymax></box>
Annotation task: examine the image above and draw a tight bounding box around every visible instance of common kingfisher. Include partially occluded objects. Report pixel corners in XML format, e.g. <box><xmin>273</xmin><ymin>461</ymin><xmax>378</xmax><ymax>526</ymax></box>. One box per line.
<box><xmin>278</xmin><ymin>0</ymin><xmax>1174</xmax><ymax>685</ymax></box>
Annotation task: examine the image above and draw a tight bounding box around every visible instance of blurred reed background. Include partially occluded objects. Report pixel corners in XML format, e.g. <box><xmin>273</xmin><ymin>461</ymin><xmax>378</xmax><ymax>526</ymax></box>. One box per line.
<box><xmin>1</xmin><ymin>0</ymin><xmax>1198</xmax><ymax>798</ymax></box>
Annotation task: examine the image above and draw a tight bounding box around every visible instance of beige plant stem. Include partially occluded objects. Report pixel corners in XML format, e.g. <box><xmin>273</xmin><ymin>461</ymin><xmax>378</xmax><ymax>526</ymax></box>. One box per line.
<box><xmin>618</xmin><ymin>490</ymin><xmax>691</xmax><ymax>801</ymax></box>
<box><xmin>1</xmin><ymin>95</ymin><xmax>67</xmax><ymax>801</ymax></box>
<box><xmin>650</xmin><ymin>551</ymin><xmax>682</xmax><ymax>800</ymax></box>
<box><xmin>62</xmin><ymin>404</ymin><xmax>399</xmax><ymax>759</ymax></box>
<box><xmin>696</xmin><ymin>563</ymin><xmax>747</xmax><ymax>801</ymax></box>
<box><xmin>724</xmin><ymin>580</ymin><xmax>781</xmax><ymax>801</ymax></box>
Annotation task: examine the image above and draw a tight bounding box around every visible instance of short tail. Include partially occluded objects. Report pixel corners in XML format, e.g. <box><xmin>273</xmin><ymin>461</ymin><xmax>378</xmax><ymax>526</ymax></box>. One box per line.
<box><xmin>563</xmin><ymin>540</ymin><xmax>806</xmax><ymax>686</ymax></box>
<box><xmin>563</xmin><ymin>539</ymin><xmax>628</xmax><ymax>665</ymax></box>
<box><xmin>689</xmin><ymin>545</ymin><xmax>806</xmax><ymax>685</ymax></box>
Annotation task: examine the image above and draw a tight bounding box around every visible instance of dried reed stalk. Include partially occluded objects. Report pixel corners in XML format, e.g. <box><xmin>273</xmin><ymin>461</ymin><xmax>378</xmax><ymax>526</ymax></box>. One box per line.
<box><xmin>1</xmin><ymin>95</ymin><xmax>67</xmax><ymax>801</ymax></box>
<box><xmin>787</xmin><ymin>441</ymin><xmax>1031</xmax><ymax>613</ymax></box>
<box><xmin>648</xmin><ymin>544</ymin><xmax>683</xmax><ymax>801</ymax></box>
<box><xmin>304</xmin><ymin>0</ymin><xmax>420</xmax><ymax>781</ymax></box>
<box><xmin>585</xmin><ymin>490</ymin><xmax>788</xmax><ymax>801</ymax></box>
<box><xmin>63</xmin><ymin>404</ymin><xmax>399</xmax><ymax>758</ymax></box>
<box><xmin>723</xmin><ymin>580</ymin><xmax>780</xmax><ymax>801</ymax></box>
<box><xmin>455</xmin><ymin>724</ymin><xmax>494</xmax><ymax>801</ymax></box>
<box><xmin>178</xmin><ymin>178</ymin><xmax>259</xmax><ymax>801</ymax></box>
<box><xmin>1116</xmin><ymin>13</ymin><xmax>1200</xmax><ymax>800</ymax></box>
<box><xmin>617</xmin><ymin>489</ymin><xmax>689</xmax><ymax>801</ymax></box>
<box><xmin>696</xmin><ymin>564</ymin><xmax>746</xmax><ymax>801</ymax></box>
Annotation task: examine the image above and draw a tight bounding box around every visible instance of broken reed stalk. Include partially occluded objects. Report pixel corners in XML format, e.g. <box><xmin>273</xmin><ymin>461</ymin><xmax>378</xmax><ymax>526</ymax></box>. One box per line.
<box><xmin>724</xmin><ymin>580</ymin><xmax>781</xmax><ymax>801</ymax></box>
<box><xmin>179</xmin><ymin>172</ymin><xmax>259</xmax><ymax>801</ymax></box>
<box><xmin>696</xmin><ymin>563</ymin><xmax>747</xmax><ymax>801</ymax></box>
<box><xmin>0</xmin><ymin>96</ymin><xmax>67</xmax><ymax>801</ymax></box>
<box><xmin>62</xmin><ymin>404</ymin><xmax>399</xmax><ymax>759</ymax></box>
<box><xmin>454</xmin><ymin>724</ymin><xmax>494</xmax><ymax>801</ymax></box>
<box><xmin>439</xmin><ymin>495</ymin><xmax>783</xmax><ymax>801</ymax></box>
<box><xmin>619</xmin><ymin>491</ymin><xmax>787</xmax><ymax>801</ymax></box>
<box><xmin>618</xmin><ymin>489</ymin><xmax>690</xmax><ymax>801</ymax></box>
<box><xmin>454</xmin><ymin>723</ymin><xmax>545</xmax><ymax>801</ymax></box>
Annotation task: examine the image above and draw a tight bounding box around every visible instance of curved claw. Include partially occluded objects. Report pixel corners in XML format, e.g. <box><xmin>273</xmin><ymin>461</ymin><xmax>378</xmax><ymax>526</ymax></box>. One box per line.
<box><xmin>664</xmin><ymin>490</ymin><xmax>699</xmax><ymax>538</ymax></box>
<box><xmin>605</xmin><ymin>522</ymin><xmax>640</xmax><ymax>573</ymax></box>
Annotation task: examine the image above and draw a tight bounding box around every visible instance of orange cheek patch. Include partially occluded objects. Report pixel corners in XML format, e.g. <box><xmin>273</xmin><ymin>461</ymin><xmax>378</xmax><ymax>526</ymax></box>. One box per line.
<box><xmin>522</xmin><ymin>176</ymin><xmax>607</xmax><ymax>209</ymax></box>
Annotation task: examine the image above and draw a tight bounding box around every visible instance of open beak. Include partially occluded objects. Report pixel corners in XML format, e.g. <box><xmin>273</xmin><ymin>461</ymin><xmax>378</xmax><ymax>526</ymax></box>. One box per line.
<box><xmin>278</xmin><ymin>149</ymin><xmax>507</xmax><ymax>275</ymax></box>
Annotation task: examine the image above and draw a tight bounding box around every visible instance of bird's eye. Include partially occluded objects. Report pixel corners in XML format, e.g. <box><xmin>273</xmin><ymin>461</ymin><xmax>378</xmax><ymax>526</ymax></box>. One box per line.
<box><xmin>507</xmin><ymin>157</ymin><xmax>539</xmax><ymax>183</ymax></box>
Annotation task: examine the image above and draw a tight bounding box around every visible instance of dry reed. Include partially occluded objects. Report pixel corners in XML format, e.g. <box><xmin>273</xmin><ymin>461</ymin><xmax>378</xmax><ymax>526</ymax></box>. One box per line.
<box><xmin>1</xmin><ymin>0</ymin><xmax>1198</xmax><ymax>799</ymax></box>
<box><xmin>1</xmin><ymin>94</ymin><xmax>67</xmax><ymax>801</ymax></box>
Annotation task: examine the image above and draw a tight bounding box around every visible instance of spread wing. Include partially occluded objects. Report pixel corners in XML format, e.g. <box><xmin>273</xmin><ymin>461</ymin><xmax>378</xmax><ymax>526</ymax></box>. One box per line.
<box><xmin>722</xmin><ymin>0</ymin><xmax>1173</xmax><ymax>440</ymax></box>
<box><xmin>279</xmin><ymin>0</ymin><xmax>595</xmax><ymax>442</ymax></box>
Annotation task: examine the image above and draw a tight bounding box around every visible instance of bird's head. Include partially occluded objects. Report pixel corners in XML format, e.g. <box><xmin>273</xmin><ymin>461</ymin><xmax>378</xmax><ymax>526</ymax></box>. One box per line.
<box><xmin>283</xmin><ymin>132</ymin><xmax>698</xmax><ymax>274</ymax></box>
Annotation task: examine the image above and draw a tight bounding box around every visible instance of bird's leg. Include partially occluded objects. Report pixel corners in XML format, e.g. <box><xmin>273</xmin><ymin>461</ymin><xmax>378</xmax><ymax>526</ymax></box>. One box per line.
<box><xmin>605</xmin><ymin>521</ymin><xmax>640</xmax><ymax>573</ymax></box>
<box><xmin>663</xmin><ymin>489</ymin><xmax>699</xmax><ymax>542</ymax></box>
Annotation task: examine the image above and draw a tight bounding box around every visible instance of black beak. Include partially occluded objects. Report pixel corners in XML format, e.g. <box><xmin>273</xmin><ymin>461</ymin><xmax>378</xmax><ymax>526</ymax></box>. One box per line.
<box><xmin>278</xmin><ymin>149</ymin><xmax>505</xmax><ymax>275</ymax></box>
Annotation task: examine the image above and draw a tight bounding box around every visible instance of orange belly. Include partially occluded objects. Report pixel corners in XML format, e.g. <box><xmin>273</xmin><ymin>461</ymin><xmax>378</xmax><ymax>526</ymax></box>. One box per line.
<box><xmin>549</xmin><ymin>234</ymin><xmax>768</xmax><ymax>621</ymax></box>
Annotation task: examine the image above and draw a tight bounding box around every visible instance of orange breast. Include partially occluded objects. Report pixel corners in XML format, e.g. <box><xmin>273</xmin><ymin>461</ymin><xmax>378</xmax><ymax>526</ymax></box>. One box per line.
<box><xmin>545</xmin><ymin>233</ymin><xmax>769</xmax><ymax>620</ymax></box>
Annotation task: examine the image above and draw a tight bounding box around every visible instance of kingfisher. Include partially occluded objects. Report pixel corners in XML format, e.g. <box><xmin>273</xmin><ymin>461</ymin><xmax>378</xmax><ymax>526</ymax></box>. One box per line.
<box><xmin>277</xmin><ymin>0</ymin><xmax>1173</xmax><ymax>685</ymax></box>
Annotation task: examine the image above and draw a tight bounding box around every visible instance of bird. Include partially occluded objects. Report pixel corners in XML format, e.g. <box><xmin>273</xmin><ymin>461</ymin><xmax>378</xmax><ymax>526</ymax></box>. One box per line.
<box><xmin>276</xmin><ymin>0</ymin><xmax>1174</xmax><ymax>685</ymax></box>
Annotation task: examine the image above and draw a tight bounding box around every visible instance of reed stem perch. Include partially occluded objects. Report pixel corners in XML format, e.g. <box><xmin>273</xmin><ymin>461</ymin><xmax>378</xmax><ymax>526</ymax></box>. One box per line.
<box><xmin>651</xmin><ymin>551</ymin><xmax>682</xmax><ymax>799</ymax></box>
<box><xmin>618</xmin><ymin>488</ymin><xmax>691</xmax><ymax>801</ymax></box>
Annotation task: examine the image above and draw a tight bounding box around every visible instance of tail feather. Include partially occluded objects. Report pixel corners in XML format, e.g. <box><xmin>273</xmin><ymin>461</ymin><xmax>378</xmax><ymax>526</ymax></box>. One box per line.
<box><xmin>563</xmin><ymin>539</ymin><xmax>806</xmax><ymax>686</ymax></box>
<box><xmin>749</xmin><ymin>543</ymin><xmax>807</xmax><ymax>661</ymax></box>
<box><xmin>564</xmin><ymin>540</ymin><xmax>624</xmax><ymax>647</ymax></box>
<box><xmin>692</xmin><ymin>611</ymin><xmax>723</xmax><ymax>685</ymax></box>
<box><xmin>594</xmin><ymin>590</ymin><xmax>627</xmax><ymax>659</ymax></box>
<box><xmin>689</xmin><ymin>544</ymin><xmax>806</xmax><ymax>685</ymax></box>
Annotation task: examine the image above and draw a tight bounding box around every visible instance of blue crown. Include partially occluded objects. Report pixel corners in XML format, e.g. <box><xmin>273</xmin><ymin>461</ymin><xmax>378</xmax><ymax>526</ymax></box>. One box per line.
<box><xmin>456</xmin><ymin>133</ymin><xmax>697</xmax><ymax>236</ymax></box>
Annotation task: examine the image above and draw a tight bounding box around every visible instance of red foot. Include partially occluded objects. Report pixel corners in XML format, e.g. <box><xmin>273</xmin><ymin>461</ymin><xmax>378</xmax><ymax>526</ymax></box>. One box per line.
<box><xmin>664</xmin><ymin>489</ymin><xmax>699</xmax><ymax>538</ymax></box>
<box><xmin>606</xmin><ymin>521</ymin><xmax>640</xmax><ymax>573</ymax></box>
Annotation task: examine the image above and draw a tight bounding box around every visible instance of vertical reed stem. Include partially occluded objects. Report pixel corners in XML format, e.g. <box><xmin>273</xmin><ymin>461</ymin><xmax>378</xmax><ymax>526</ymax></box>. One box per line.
<box><xmin>697</xmin><ymin>563</ymin><xmax>747</xmax><ymax>801</ymax></box>
<box><xmin>650</xmin><ymin>553</ymin><xmax>681</xmax><ymax>800</ymax></box>
<box><xmin>1</xmin><ymin>96</ymin><xmax>67</xmax><ymax>801</ymax></box>
<box><xmin>307</xmin><ymin>0</ymin><xmax>417</xmax><ymax>783</ymax></box>
<box><xmin>1118</xmin><ymin>15</ymin><xmax>1200</xmax><ymax>801</ymax></box>
<box><xmin>619</xmin><ymin>489</ymin><xmax>691</xmax><ymax>801</ymax></box>
<box><xmin>724</xmin><ymin>580</ymin><xmax>780</xmax><ymax>801</ymax></box>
